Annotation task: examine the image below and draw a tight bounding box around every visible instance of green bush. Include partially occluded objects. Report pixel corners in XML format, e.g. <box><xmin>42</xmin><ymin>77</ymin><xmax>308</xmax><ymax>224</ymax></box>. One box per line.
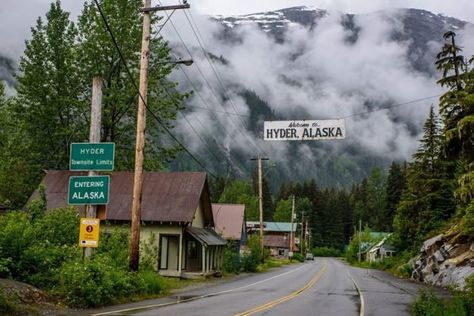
<box><xmin>137</xmin><ymin>270</ymin><xmax>163</xmax><ymax>295</ymax></box>
<box><xmin>292</xmin><ymin>252</ymin><xmax>305</xmax><ymax>262</ymax></box>
<box><xmin>20</xmin><ymin>244</ymin><xmax>79</xmax><ymax>289</ymax></box>
<box><xmin>223</xmin><ymin>244</ymin><xmax>241</xmax><ymax>274</ymax></box>
<box><xmin>411</xmin><ymin>289</ymin><xmax>469</xmax><ymax>316</ymax></box>
<box><xmin>58</xmin><ymin>255</ymin><xmax>143</xmax><ymax>307</ymax></box>
<box><xmin>97</xmin><ymin>228</ymin><xmax>129</xmax><ymax>269</ymax></box>
<box><xmin>0</xmin><ymin>211</ymin><xmax>35</xmax><ymax>278</ymax></box>
<box><xmin>312</xmin><ymin>247</ymin><xmax>343</xmax><ymax>257</ymax></box>
<box><xmin>0</xmin><ymin>286</ymin><xmax>7</xmax><ymax>313</ymax></box>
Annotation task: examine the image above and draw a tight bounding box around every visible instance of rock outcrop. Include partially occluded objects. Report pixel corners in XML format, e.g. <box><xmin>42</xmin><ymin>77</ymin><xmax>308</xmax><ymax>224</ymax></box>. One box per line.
<box><xmin>412</xmin><ymin>230</ymin><xmax>474</xmax><ymax>289</ymax></box>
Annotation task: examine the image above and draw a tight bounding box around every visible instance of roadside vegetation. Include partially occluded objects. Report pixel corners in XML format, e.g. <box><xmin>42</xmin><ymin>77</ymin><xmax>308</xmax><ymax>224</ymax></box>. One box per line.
<box><xmin>0</xmin><ymin>201</ymin><xmax>187</xmax><ymax>308</ymax></box>
<box><xmin>411</xmin><ymin>276</ymin><xmax>474</xmax><ymax>316</ymax></box>
<box><xmin>223</xmin><ymin>234</ymin><xmax>292</xmax><ymax>275</ymax></box>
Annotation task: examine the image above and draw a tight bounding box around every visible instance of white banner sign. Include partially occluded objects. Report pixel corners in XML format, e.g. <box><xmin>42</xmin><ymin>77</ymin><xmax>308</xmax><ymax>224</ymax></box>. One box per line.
<box><xmin>264</xmin><ymin>120</ymin><xmax>345</xmax><ymax>141</ymax></box>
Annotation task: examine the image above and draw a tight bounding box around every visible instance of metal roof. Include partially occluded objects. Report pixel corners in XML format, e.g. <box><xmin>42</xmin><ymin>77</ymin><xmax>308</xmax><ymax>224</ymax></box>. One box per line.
<box><xmin>32</xmin><ymin>170</ymin><xmax>213</xmax><ymax>225</ymax></box>
<box><xmin>247</xmin><ymin>221</ymin><xmax>297</xmax><ymax>232</ymax></box>
<box><xmin>212</xmin><ymin>203</ymin><xmax>245</xmax><ymax>241</ymax></box>
<box><xmin>186</xmin><ymin>227</ymin><xmax>227</xmax><ymax>246</ymax></box>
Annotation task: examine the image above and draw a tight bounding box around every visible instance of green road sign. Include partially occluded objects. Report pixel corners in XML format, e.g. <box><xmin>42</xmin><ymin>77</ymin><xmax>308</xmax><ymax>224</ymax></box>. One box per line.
<box><xmin>68</xmin><ymin>176</ymin><xmax>110</xmax><ymax>205</ymax></box>
<box><xmin>70</xmin><ymin>143</ymin><xmax>115</xmax><ymax>171</ymax></box>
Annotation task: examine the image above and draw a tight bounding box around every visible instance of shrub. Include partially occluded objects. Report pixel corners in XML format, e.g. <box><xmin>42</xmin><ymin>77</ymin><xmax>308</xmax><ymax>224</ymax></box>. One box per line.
<box><xmin>0</xmin><ymin>211</ymin><xmax>34</xmax><ymax>278</ymax></box>
<box><xmin>241</xmin><ymin>234</ymin><xmax>263</xmax><ymax>272</ymax></box>
<box><xmin>223</xmin><ymin>244</ymin><xmax>241</xmax><ymax>274</ymax></box>
<box><xmin>137</xmin><ymin>270</ymin><xmax>163</xmax><ymax>295</ymax></box>
<box><xmin>58</xmin><ymin>255</ymin><xmax>142</xmax><ymax>307</ymax></box>
<box><xmin>0</xmin><ymin>286</ymin><xmax>7</xmax><ymax>313</ymax></box>
<box><xmin>292</xmin><ymin>252</ymin><xmax>305</xmax><ymax>262</ymax></box>
<box><xmin>411</xmin><ymin>289</ymin><xmax>468</xmax><ymax>316</ymax></box>
<box><xmin>32</xmin><ymin>207</ymin><xmax>79</xmax><ymax>246</ymax></box>
<box><xmin>97</xmin><ymin>227</ymin><xmax>129</xmax><ymax>269</ymax></box>
<box><xmin>140</xmin><ymin>231</ymin><xmax>158</xmax><ymax>271</ymax></box>
<box><xmin>20</xmin><ymin>244</ymin><xmax>79</xmax><ymax>289</ymax></box>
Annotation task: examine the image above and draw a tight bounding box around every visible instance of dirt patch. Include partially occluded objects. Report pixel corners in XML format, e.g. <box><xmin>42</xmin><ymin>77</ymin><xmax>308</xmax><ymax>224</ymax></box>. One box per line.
<box><xmin>0</xmin><ymin>278</ymin><xmax>71</xmax><ymax>315</ymax></box>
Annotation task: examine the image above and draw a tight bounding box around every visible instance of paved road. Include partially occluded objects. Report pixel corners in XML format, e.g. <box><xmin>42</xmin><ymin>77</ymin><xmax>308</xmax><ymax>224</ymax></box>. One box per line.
<box><xmin>90</xmin><ymin>258</ymin><xmax>449</xmax><ymax>316</ymax></box>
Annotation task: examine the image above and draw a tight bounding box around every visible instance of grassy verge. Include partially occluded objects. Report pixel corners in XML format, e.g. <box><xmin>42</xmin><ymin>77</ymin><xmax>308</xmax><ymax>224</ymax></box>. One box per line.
<box><xmin>411</xmin><ymin>288</ymin><xmax>474</xmax><ymax>316</ymax></box>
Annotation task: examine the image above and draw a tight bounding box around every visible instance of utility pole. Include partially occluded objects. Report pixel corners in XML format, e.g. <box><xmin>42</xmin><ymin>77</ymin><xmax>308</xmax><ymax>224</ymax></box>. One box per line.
<box><xmin>129</xmin><ymin>0</ymin><xmax>190</xmax><ymax>272</ymax></box>
<box><xmin>358</xmin><ymin>219</ymin><xmax>362</xmax><ymax>263</ymax></box>
<box><xmin>251</xmin><ymin>156</ymin><xmax>269</xmax><ymax>262</ymax></box>
<box><xmin>289</xmin><ymin>195</ymin><xmax>295</xmax><ymax>257</ymax></box>
<box><xmin>300</xmin><ymin>211</ymin><xmax>304</xmax><ymax>253</ymax></box>
<box><xmin>85</xmin><ymin>76</ymin><xmax>103</xmax><ymax>259</ymax></box>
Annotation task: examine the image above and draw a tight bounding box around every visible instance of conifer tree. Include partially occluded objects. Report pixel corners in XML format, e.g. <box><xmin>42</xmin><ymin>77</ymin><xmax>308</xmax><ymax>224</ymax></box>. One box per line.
<box><xmin>16</xmin><ymin>0</ymin><xmax>85</xmax><ymax>170</ymax></box>
<box><xmin>393</xmin><ymin>107</ymin><xmax>456</xmax><ymax>250</ymax></box>
<box><xmin>384</xmin><ymin>162</ymin><xmax>406</xmax><ymax>231</ymax></box>
<box><xmin>436</xmin><ymin>31</ymin><xmax>474</xmax><ymax>234</ymax></box>
<box><xmin>77</xmin><ymin>0</ymin><xmax>187</xmax><ymax>170</ymax></box>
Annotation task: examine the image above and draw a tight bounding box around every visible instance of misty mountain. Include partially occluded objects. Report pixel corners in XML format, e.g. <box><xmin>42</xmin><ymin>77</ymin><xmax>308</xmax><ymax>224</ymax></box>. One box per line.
<box><xmin>170</xmin><ymin>7</ymin><xmax>472</xmax><ymax>189</ymax></box>
<box><xmin>214</xmin><ymin>7</ymin><xmax>468</xmax><ymax>75</ymax></box>
<box><xmin>0</xmin><ymin>55</ymin><xmax>16</xmax><ymax>93</ymax></box>
<box><xmin>1</xmin><ymin>6</ymin><xmax>471</xmax><ymax>190</ymax></box>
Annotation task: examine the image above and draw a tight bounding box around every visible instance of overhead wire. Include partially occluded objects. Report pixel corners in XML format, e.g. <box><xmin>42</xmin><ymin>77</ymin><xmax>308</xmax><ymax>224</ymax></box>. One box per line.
<box><xmin>339</xmin><ymin>94</ymin><xmax>441</xmax><ymax>119</ymax></box>
<box><xmin>181</xmin><ymin>8</ymin><xmax>269</xmax><ymax>156</ymax></box>
<box><xmin>92</xmin><ymin>0</ymin><xmax>217</xmax><ymax>178</ymax></box>
<box><xmin>159</xmin><ymin>0</ymin><xmax>266</xmax><ymax>156</ymax></box>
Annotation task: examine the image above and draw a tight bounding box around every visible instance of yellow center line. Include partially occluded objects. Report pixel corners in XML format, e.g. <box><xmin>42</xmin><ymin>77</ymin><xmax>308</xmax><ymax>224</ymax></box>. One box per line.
<box><xmin>234</xmin><ymin>259</ymin><xmax>328</xmax><ymax>316</ymax></box>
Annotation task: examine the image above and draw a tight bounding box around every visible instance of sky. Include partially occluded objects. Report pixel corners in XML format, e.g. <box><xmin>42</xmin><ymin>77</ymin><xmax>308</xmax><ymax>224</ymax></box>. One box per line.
<box><xmin>1</xmin><ymin>0</ymin><xmax>474</xmax><ymax>178</ymax></box>
<box><xmin>193</xmin><ymin>0</ymin><xmax>474</xmax><ymax>21</ymax></box>
<box><xmin>1</xmin><ymin>0</ymin><xmax>473</xmax><ymax>59</ymax></box>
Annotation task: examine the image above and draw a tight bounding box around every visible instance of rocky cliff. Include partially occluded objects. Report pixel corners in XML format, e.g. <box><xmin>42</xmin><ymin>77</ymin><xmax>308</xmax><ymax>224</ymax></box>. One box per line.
<box><xmin>412</xmin><ymin>228</ymin><xmax>474</xmax><ymax>289</ymax></box>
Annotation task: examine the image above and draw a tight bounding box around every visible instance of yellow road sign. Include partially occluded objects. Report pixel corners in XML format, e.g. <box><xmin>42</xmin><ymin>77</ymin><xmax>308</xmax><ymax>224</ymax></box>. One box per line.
<box><xmin>79</xmin><ymin>218</ymin><xmax>100</xmax><ymax>248</ymax></box>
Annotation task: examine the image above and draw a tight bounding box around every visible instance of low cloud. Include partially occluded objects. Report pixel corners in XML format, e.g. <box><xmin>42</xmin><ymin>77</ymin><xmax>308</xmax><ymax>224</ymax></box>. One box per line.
<box><xmin>167</xmin><ymin>7</ymin><xmax>470</xmax><ymax>175</ymax></box>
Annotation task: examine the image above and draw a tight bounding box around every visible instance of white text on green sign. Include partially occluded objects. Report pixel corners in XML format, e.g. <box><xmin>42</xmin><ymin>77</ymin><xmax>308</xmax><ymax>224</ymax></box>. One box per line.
<box><xmin>68</xmin><ymin>176</ymin><xmax>110</xmax><ymax>205</ymax></box>
<box><xmin>70</xmin><ymin>143</ymin><xmax>115</xmax><ymax>171</ymax></box>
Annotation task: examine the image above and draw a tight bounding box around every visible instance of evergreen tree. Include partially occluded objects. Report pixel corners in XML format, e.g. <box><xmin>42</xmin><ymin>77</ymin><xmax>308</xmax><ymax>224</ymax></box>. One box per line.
<box><xmin>384</xmin><ymin>162</ymin><xmax>406</xmax><ymax>231</ymax></box>
<box><xmin>16</xmin><ymin>1</ymin><xmax>85</xmax><ymax>170</ymax></box>
<box><xmin>218</xmin><ymin>180</ymin><xmax>259</xmax><ymax>221</ymax></box>
<box><xmin>436</xmin><ymin>31</ymin><xmax>474</xmax><ymax>235</ymax></box>
<box><xmin>273</xmin><ymin>198</ymin><xmax>292</xmax><ymax>222</ymax></box>
<box><xmin>77</xmin><ymin>0</ymin><xmax>187</xmax><ymax>170</ymax></box>
<box><xmin>365</xmin><ymin>167</ymin><xmax>387</xmax><ymax>230</ymax></box>
<box><xmin>393</xmin><ymin>107</ymin><xmax>456</xmax><ymax>250</ymax></box>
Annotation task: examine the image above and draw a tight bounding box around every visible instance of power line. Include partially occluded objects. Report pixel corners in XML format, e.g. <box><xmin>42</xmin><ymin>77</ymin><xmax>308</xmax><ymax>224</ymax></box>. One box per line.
<box><xmin>158</xmin><ymin>0</ymin><xmax>265</xmax><ymax>156</ymax></box>
<box><xmin>92</xmin><ymin>0</ymin><xmax>217</xmax><ymax>178</ymax></box>
<box><xmin>340</xmin><ymin>94</ymin><xmax>441</xmax><ymax>119</ymax></box>
<box><xmin>179</xmin><ymin>7</ymin><xmax>268</xmax><ymax>156</ymax></box>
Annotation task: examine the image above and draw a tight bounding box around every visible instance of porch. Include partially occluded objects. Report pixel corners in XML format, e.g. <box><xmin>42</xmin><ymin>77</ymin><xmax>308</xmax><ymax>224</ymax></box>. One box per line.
<box><xmin>158</xmin><ymin>227</ymin><xmax>226</xmax><ymax>278</ymax></box>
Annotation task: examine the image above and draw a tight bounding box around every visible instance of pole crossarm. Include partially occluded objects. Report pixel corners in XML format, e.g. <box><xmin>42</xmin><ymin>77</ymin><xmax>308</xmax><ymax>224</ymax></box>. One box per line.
<box><xmin>141</xmin><ymin>4</ymin><xmax>190</xmax><ymax>12</ymax></box>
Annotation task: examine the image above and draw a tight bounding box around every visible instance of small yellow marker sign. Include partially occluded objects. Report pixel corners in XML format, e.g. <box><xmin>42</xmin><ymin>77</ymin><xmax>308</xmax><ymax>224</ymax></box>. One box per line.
<box><xmin>79</xmin><ymin>218</ymin><xmax>100</xmax><ymax>248</ymax></box>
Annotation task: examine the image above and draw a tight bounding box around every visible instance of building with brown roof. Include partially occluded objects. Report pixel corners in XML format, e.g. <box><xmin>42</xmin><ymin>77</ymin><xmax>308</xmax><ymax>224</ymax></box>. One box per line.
<box><xmin>30</xmin><ymin>170</ymin><xmax>226</xmax><ymax>278</ymax></box>
<box><xmin>212</xmin><ymin>203</ymin><xmax>246</xmax><ymax>248</ymax></box>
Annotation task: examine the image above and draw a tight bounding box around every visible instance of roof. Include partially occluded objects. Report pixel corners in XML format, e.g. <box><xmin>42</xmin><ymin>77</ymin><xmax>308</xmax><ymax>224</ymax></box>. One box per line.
<box><xmin>247</xmin><ymin>221</ymin><xmax>296</xmax><ymax>233</ymax></box>
<box><xmin>368</xmin><ymin>234</ymin><xmax>395</xmax><ymax>253</ymax></box>
<box><xmin>32</xmin><ymin>170</ymin><xmax>213</xmax><ymax>225</ymax></box>
<box><xmin>186</xmin><ymin>227</ymin><xmax>227</xmax><ymax>246</ymax></box>
<box><xmin>263</xmin><ymin>235</ymin><xmax>290</xmax><ymax>248</ymax></box>
<box><xmin>212</xmin><ymin>203</ymin><xmax>245</xmax><ymax>241</ymax></box>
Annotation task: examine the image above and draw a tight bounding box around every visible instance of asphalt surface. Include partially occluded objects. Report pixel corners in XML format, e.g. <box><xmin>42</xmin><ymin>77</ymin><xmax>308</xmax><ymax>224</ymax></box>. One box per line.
<box><xmin>89</xmin><ymin>258</ymin><xmax>450</xmax><ymax>316</ymax></box>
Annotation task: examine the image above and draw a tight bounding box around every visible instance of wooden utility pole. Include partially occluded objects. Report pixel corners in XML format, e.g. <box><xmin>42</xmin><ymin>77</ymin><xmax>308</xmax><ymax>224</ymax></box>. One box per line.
<box><xmin>251</xmin><ymin>156</ymin><xmax>269</xmax><ymax>261</ymax></box>
<box><xmin>130</xmin><ymin>0</ymin><xmax>152</xmax><ymax>272</ymax></box>
<box><xmin>129</xmin><ymin>1</ymin><xmax>191</xmax><ymax>272</ymax></box>
<box><xmin>85</xmin><ymin>76</ymin><xmax>103</xmax><ymax>259</ymax></box>
<box><xmin>358</xmin><ymin>219</ymin><xmax>362</xmax><ymax>263</ymax></box>
<box><xmin>289</xmin><ymin>195</ymin><xmax>295</xmax><ymax>256</ymax></box>
<box><xmin>300</xmin><ymin>211</ymin><xmax>304</xmax><ymax>253</ymax></box>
